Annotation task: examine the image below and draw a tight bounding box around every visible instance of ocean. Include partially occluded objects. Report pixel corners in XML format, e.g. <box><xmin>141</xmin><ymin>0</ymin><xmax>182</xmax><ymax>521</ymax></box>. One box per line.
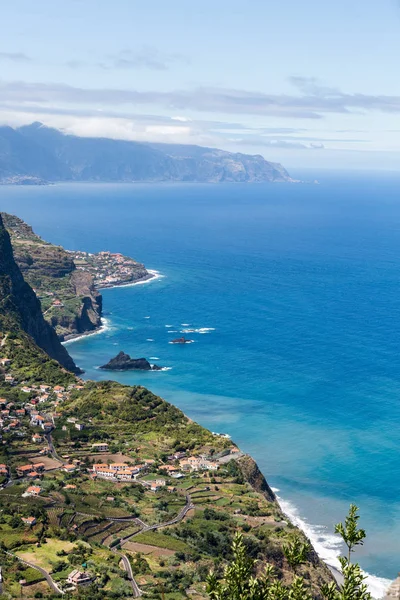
<box><xmin>2</xmin><ymin>172</ymin><xmax>400</xmax><ymax>597</ymax></box>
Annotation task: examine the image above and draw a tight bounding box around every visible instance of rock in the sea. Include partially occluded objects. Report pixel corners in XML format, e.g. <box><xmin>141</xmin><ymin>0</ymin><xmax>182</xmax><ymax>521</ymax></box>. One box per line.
<box><xmin>100</xmin><ymin>351</ymin><xmax>162</xmax><ymax>371</ymax></box>
<box><xmin>170</xmin><ymin>337</ymin><xmax>193</xmax><ymax>344</ymax></box>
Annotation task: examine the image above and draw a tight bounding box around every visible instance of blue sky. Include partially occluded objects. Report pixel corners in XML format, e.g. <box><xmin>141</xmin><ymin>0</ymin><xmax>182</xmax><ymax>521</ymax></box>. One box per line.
<box><xmin>1</xmin><ymin>0</ymin><xmax>400</xmax><ymax>169</ymax></box>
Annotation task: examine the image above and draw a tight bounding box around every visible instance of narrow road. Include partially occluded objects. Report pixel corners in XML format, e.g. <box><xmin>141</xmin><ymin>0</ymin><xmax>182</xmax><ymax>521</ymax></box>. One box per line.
<box><xmin>45</xmin><ymin>433</ymin><xmax>65</xmax><ymax>465</ymax></box>
<box><xmin>4</xmin><ymin>550</ymin><xmax>64</xmax><ymax>595</ymax></box>
<box><xmin>121</xmin><ymin>493</ymin><xmax>194</xmax><ymax>544</ymax></box>
<box><xmin>118</xmin><ymin>552</ymin><xmax>142</xmax><ymax>597</ymax></box>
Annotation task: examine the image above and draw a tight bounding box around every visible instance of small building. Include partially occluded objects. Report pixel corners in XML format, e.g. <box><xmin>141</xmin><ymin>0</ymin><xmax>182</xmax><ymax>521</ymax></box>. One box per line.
<box><xmin>32</xmin><ymin>433</ymin><xmax>43</xmax><ymax>443</ymax></box>
<box><xmin>65</xmin><ymin>484</ymin><xmax>77</xmax><ymax>490</ymax></box>
<box><xmin>17</xmin><ymin>464</ymin><xmax>34</xmax><ymax>477</ymax></box>
<box><xmin>0</xmin><ymin>358</ymin><xmax>11</xmax><ymax>366</ymax></box>
<box><xmin>21</xmin><ymin>386</ymin><xmax>32</xmax><ymax>394</ymax></box>
<box><xmin>22</xmin><ymin>516</ymin><xmax>36</xmax><ymax>526</ymax></box>
<box><xmin>63</xmin><ymin>464</ymin><xmax>77</xmax><ymax>474</ymax></box>
<box><xmin>91</xmin><ymin>442</ymin><xmax>109</xmax><ymax>452</ymax></box>
<box><xmin>39</xmin><ymin>385</ymin><xmax>51</xmax><ymax>393</ymax></box>
<box><xmin>53</xmin><ymin>385</ymin><xmax>65</xmax><ymax>393</ymax></box>
<box><xmin>4</xmin><ymin>375</ymin><xmax>15</xmax><ymax>385</ymax></box>
<box><xmin>150</xmin><ymin>479</ymin><xmax>166</xmax><ymax>492</ymax></box>
<box><xmin>75</xmin><ymin>423</ymin><xmax>84</xmax><ymax>431</ymax></box>
<box><xmin>67</xmin><ymin>570</ymin><xmax>94</xmax><ymax>587</ymax></box>
<box><xmin>31</xmin><ymin>414</ymin><xmax>45</xmax><ymax>426</ymax></box>
<box><xmin>25</xmin><ymin>486</ymin><xmax>42</xmax><ymax>496</ymax></box>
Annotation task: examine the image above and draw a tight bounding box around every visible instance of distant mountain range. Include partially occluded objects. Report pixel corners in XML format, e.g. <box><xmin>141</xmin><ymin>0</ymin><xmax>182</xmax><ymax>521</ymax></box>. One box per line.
<box><xmin>0</xmin><ymin>122</ymin><xmax>293</xmax><ymax>184</ymax></box>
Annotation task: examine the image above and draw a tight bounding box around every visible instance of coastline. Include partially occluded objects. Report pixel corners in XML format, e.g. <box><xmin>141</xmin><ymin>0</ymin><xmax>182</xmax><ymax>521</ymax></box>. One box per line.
<box><xmin>62</xmin><ymin>269</ymin><xmax>163</xmax><ymax>344</ymax></box>
<box><xmin>273</xmin><ymin>489</ymin><xmax>390</xmax><ymax>598</ymax></box>
<box><xmin>97</xmin><ymin>268</ymin><xmax>163</xmax><ymax>290</ymax></box>
<box><xmin>63</xmin><ymin>267</ymin><xmax>390</xmax><ymax>599</ymax></box>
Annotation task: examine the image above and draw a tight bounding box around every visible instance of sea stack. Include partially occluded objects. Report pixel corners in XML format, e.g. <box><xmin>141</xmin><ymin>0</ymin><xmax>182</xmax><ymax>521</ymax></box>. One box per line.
<box><xmin>100</xmin><ymin>351</ymin><xmax>162</xmax><ymax>371</ymax></box>
<box><xmin>170</xmin><ymin>337</ymin><xmax>193</xmax><ymax>344</ymax></box>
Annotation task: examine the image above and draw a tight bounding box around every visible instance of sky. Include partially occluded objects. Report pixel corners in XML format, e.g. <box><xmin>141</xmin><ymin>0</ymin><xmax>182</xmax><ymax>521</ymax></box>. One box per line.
<box><xmin>2</xmin><ymin>0</ymin><xmax>400</xmax><ymax>169</ymax></box>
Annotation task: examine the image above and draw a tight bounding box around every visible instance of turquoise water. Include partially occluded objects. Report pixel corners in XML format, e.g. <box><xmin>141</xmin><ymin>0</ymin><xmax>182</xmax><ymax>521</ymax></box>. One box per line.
<box><xmin>2</xmin><ymin>174</ymin><xmax>400</xmax><ymax>594</ymax></box>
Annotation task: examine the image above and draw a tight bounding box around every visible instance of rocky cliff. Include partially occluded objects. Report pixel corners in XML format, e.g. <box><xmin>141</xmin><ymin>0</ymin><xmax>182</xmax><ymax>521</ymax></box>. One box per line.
<box><xmin>0</xmin><ymin>214</ymin><xmax>80</xmax><ymax>373</ymax></box>
<box><xmin>100</xmin><ymin>351</ymin><xmax>162</xmax><ymax>371</ymax></box>
<box><xmin>237</xmin><ymin>454</ymin><xmax>277</xmax><ymax>503</ymax></box>
<box><xmin>2</xmin><ymin>213</ymin><xmax>102</xmax><ymax>340</ymax></box>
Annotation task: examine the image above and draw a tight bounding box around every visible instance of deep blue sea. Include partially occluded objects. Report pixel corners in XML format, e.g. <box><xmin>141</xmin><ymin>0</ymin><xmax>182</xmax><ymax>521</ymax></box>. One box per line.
<box><xmin>2</xmin><ymin>172</ymin><xmax>400</xmax><ymax>596</ymax></box>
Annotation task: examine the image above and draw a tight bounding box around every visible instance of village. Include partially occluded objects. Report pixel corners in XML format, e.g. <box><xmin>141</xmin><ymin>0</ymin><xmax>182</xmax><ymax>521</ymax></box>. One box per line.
<box><xmin>0</xmin><ymin>352</ymin><xmax>272</xmax><ymax>598</ymax></box>
<box><xmin>69</xmin><ymin>250</ymin><xmax>151</xmax><ymax>289</ymax></box>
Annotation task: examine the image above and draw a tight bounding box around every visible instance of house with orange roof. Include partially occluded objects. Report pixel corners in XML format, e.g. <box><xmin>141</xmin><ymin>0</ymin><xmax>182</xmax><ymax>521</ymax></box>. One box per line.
<box><xmin>22</xmin><ymin>516</ymin><xmax>36</xmax><ymax>526</ymax></box>
<box><xmin>17</xmin><ymin>464</ymin><xmax>35</xmax><ymax>477</ymax></box>
<box><xmin>24</xmin><ymin>486</ymin><xmax>42</xmax><ymax>496</ymax></box>
<box><xmin>63</xmin><ymin>464</ymin><xmax>77</xmax><ymax>473</ymax></box>
<box><xmin>30</xmin><ymin>414</ymin><xmax>45</xmax><ymax>426</ymax></box>
<box><xmin>160</xmin><ymin>464</ymin><xmax>179</xmax><ymax>473</ymax></box>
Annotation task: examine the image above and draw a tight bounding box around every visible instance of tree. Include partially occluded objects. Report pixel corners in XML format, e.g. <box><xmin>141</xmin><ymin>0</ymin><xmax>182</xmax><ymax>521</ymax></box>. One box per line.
<box><xmin>321</xmin><ymin>557</ymin><xmax>371</xmax><ymax>600</ymax></box>
<box><xmin>207</xmin><ymin>505</ymin><xmax>372</xmax><ymax>600</ymax></box>
<box><xmin>282</xmin><ymin>536</ymin><xmax>310</xmax><ymax>572</ymax></box>
<box><xmin>334</xmin><ymin>504</ymin><xmax>366</xmax><ymax>563</ymax></box>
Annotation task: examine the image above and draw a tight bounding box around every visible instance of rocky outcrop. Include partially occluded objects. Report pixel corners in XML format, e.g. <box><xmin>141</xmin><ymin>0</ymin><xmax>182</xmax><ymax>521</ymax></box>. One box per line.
<box><xmin>0</xmin><ymin>215</ymin><xmax>80</xmax><ymax>373</ymax></box>
<box><xmin>170</xmin><ymin>337</ymin><xmax>193</xmax><ymax>344</ymax></box>
<box><xmin>2</xmin><ymin>213</ymin><xmax>103</xmax><ymax>340</ymax></box>
<box><xmin>100</xmin><ymin>351</ymin><xmax>162</xmax><ymax>371</ymax></box>
<box><xmin>236</xmin><ymin>454</ymin><xmax>276</xmax><ymax>503</ymax></box>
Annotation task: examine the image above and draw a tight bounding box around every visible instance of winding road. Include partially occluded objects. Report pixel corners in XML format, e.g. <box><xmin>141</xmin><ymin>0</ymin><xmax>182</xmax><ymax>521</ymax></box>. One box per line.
<box><xmin>3</xmin><ymin>550</ymin><xmax>65</xmax><ymax>595</ymax></box>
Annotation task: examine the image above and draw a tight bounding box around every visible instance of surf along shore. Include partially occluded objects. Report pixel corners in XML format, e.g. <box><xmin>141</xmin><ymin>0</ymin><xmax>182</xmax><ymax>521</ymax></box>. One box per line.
<box><xmin>63</xmin><ymin>266</ymin><xmax>392</xmax><ymax>598</ymax></box>
<box><xmin>62</xmin><ymin>269</ymin><xmax>163</xmax><ymax>344</ymax></box>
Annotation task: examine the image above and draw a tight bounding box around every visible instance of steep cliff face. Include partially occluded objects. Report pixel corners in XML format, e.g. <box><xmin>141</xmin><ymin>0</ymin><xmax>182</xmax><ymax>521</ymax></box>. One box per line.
<box><xmin>237</xmin><ymin>454</ymin><xmax>276</xmax><ymax>503</ymax></box>
<box><xmin>2</xmin><ymin>213</ymin><xmax>103</xmax><ymax>340</ymax></box>
<box><xmin>0</xmin><ymin>215</ymin><xmax>80</xmax><ymax>373</ymax></box>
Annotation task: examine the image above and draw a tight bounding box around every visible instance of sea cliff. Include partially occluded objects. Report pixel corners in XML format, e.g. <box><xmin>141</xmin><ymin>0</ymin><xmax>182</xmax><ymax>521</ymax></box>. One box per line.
<box><xmin>0</xmin><ymin>212</ymin><xmax>335</xmax><ymax>597</ymax></box>
<box><xmin>2</xmin><ymin>212</ymin><xmax>151</xmax><ymax>341</ymax></box>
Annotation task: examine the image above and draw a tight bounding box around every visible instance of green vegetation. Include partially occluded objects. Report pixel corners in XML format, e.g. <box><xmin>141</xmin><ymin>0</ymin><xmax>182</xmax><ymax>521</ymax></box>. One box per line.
<box><xmin>207</xmin><ymin>507</ymin><xmax>371</xmax><ymax>600</ymax></box>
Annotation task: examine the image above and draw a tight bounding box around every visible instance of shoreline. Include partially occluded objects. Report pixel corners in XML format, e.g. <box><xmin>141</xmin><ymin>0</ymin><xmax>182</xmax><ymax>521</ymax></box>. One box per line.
<box><xmin>273</xmin><ymin>488</ymin><xmax>390</xmax><ymax>598</ymax></box>
<box><xmin>62</xmin><ymin>269</ymin><xmax>163</xmax><ymax>345</ymax></box>
<box><xmin>63</xmin><ymin>267</ymin><xmax>390</xmax><ymax>599</ymax></box>
<box><xmin>97</xmin><ymin>268</ymin><xmax>163</xmax><ymax>291</ymax></box>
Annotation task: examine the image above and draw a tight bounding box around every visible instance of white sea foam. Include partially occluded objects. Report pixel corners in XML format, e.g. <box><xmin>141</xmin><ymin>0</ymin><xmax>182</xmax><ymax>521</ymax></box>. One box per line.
<box><xmin>144</xmin><ymin>316</ymin><xmax>151</xmax><ymax>319</ymax></box>
<box><xmin>160</xmin><ymin>366</ymin><xmax>172</xmax><ymax>371</ymax></box>
<box><xmin>146</xmin><ymin>338</ymin><xmax>155</xmax><ymax>342</ymax></box>
<box><xmin>99</xmin><ymin>269</ymin><xmax>164</xmax><ymax>291</ymax></box>
<box><xmin>274</xmin><ymin>491</ymin><xmax>390</xmax><ymax>599</ymax></box>
<box><xmin>181</xmin><ymin>327</ymin><xmax>215</xmax><ymax>334</ymax></box>
<box><xmin>168</xmin><ymin>330</ymin><xmax>178</xmax><ymax>333</ymax></box>
<box><xmin>168</xmin><ymin>340</ymin><xmax>194</xmax><ymax>344</ymax></box>
<box><xmin>62</xmin><ymin>317</ymin><xmax>111</xmax><ymax>345</ymax></box>
<box><xmin>149</xmin><ymin>357</ymin><xmax>160</xmax><ymax>360</ymax></box>
<box><xmin>181</xmin><ymin>323</ymin><xmax>190</xmax><ymax>326</ymax></box>
<box><xmin>165</xmin><ymin>324</ymin><xmax>172</xmax><ymax>328</ymax></box>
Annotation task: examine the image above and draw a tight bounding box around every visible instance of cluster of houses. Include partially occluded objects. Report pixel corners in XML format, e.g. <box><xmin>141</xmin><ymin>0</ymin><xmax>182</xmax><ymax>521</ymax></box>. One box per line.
<box><xmin>91</xmin><ymin>462</ymin><xmax>146</xmax><ymax>481</ymax></box>
<box><xmin>71</xmin><ymin>249</ymin><xmax>144</xmax><ymax>287</ymax></box>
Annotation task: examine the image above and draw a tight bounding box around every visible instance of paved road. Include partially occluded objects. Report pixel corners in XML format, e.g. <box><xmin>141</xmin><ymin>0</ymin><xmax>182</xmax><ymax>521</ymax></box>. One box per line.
<box><xmin>45</xmin><ymin>433</ymin><xmax>65</xmax><ymax>465</ymax></box>
<box><xmin>4</xmin><ymin>550</ymin><xmax>64</xmax><ymax>595</ymax></box>
<box><xmin>121</xmin><ymin>493</ymin><xmax>194</xmax><ymax>544</ymax></box>
<box><xmin>119</xmin><ymin>552</ymin><xmax>142</xmax><ymax>597</ymax></box>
